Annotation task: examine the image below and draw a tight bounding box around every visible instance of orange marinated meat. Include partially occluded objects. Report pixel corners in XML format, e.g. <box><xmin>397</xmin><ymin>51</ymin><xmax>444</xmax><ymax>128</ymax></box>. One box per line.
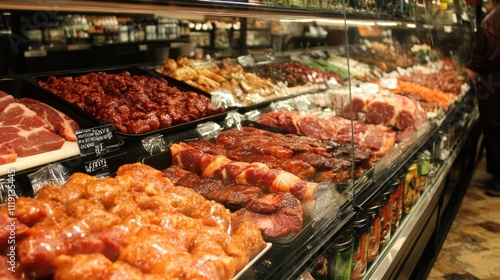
<box><xmin>2</xmin><ymin>162</ymin><xmax>266</xmax><ymax>280</ymax></box>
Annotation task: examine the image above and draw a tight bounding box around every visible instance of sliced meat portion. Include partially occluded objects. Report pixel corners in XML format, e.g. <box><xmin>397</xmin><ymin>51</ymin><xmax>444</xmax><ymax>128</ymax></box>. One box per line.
<box><xmin>235</xmin><ymin>192</ymin><xmax>303</xmax><ymax>238</ymax></box>
<box><xmin>343</xmin><ymin>93</ymin><xmax>427</xmax><ymax>131</ymax></box>
<box><xmin>18</xmin><ymin>98</ymin><xmax>80</xmax><ymax>141</ymax></box>
<box><xmin>0</xmin><ymin>103</ymin><xmax>65</xmax><ymax>158</ymax></box>
<box><xmin>0</xmin><ymin>90</ymin><xmax>14</xmax><ymax>111</ymax></box>
<box><xmin>258</xmin><ymin>110</ymin><xmax>396</xmax><ymax>158</ymax></box>
<box><xmin>0</xmin><ymin>102</ymin><xmax>47</xmax><ymax>130</ymax></box>
<box><xmin>0</xmin><ymin>126</ymin><xmax>65</xmax><ymax>157</ymax></box>
<box><xmin>0</xmin><ymin>147</ymin><xmax>16</xmax><ymax>164</ymax></box>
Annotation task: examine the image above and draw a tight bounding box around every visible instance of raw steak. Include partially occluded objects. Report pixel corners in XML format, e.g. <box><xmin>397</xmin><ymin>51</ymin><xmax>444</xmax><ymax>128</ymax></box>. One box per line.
<box><xmin>344</xmin><ymin>93</ymin><xmax>427</xmax><ymax>130</ymax></box>
<box><xmin>0</xmin><ymin>103</ymin><xmax>65</xmax><ymax>159</ymax></box>
<box><xmin>0</xmin><ymin>90</ymin><xmax>14</xmax><ymax>111</ymax></box>
<box><xmin>0</xmin><ymin>147</ymin><xmax>16</xmax><ymax>165</ymax></box>
<box><xmin>258</xmin><ymin>110</ymin><xmax>397</xmax><ymax>157</ymax></box>
<box><xmin>18</xmin><ymin>98</ymin><xmax>80</xmax><ymax>141</ymax></box>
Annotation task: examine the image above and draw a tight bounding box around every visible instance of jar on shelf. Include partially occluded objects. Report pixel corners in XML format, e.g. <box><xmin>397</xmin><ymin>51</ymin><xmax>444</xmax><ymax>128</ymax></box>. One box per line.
<box><xmin>403</xmin><ymin>163</ymin><xmax>419</xmax><ymax>214</ymax></box>
<box><xmin>366</xmin><ymin>200</ymin><xmax>381</xmax><ymax>264</ymax></box>
<box><xmin>417</xmin><ymin>151</ymin><xmax>431</xmax><ymax>194</ymax></box>
<box><xmin>351</xmin><ymin>213</ymin><xmax>369</xmax><ymax>280</ymax></box>
<box><xmin>390</xmin><ymin>177</ymin><xmax>404</xmax><ymax>233</ymax></box>
<box><xmin>328</xmin><ymin>228</ymin><xmax>355</xmax><ymax>280</ymax></box>
<box><xmin>379</xmin><ymin>186</ymin><xmax>393</xmax><ymax>249</ymax></box>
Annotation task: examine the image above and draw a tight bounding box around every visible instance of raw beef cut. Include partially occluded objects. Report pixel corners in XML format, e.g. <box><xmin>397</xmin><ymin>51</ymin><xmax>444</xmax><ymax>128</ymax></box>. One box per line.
<box><xmin>0</xmin><ymin>103</ymin><xmax>65</xmax><ymax>159</ymax></box>
<box><xmin>343</xmin><ymin>93</ymin><xmax>427</xmax><ymax>130</ymax></box>
<box><xmin>258</xmin><ymin>110</ymin><xmax>397</xmax><ymax>157</ymax></box>
<box><xmin>0</xmin><ymin>90</ymin><xmax>14</xmax><ymax>111</ymax></box>
<box><xmin>18</xmin><ymin>98</ymin><xmax>80</xmax><ymax>141</ymax></box>
<box><xmin>0</xmin><ymin>147</ymin><xmax>16</xmax><ymax>164</ymax></box>
<box><xmin>235</xmin><ymin>192</ymin><xmax>304</xmax><ymax>238</ymax></box>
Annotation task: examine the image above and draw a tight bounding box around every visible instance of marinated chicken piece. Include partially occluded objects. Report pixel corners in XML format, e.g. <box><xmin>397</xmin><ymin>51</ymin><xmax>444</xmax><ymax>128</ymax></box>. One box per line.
<box><xmin>54</xmin><ymin>254</ymin><xmax>146</xmax><ymax>280</ymax></box>
<box><xmin>4</xmin><ymin>162</ymin><xmax>266</xmax><ymax>280</ymax></box>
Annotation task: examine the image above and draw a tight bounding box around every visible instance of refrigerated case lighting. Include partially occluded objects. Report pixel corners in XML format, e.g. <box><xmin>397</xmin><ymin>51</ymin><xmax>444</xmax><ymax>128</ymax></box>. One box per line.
<box><xmin>280</xmin><ymin>18</ymin><xmax>377</xmax><ymax>26</ymax></box>
<box><xmin>376</xmin><ymin>21</ymin><xmax>400</xmax><ymax>26</ymax></box>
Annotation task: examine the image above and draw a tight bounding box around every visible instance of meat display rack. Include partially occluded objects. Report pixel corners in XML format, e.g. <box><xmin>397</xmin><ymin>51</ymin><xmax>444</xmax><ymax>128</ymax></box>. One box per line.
<box><xmin>0</xmin><ymin>1</ymin><xmax>477</xmax><ymax>279</ymax></box>
<box><xmin>353</xmin><ymin>92</ymin><xmax>476</xmax><ymax>209</ymax></box>
<box><xmin>140</xmin><ymin>120</ymin><xmax>353</xmax><ymax>245</ymax></box>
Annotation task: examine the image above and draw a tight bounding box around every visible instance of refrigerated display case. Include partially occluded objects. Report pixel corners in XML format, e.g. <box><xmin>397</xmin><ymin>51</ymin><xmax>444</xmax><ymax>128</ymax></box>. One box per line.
<box><xmin>0</xmin><ymin>1</ymin><xmax>480</xmax><ymax>279</ymax></box>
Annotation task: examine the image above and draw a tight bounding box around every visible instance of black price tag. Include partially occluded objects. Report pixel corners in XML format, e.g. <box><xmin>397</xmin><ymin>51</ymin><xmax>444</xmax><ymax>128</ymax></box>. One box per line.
<box><xmin>76</xmin><ymin>124</ymin><xmax>120</xmax><ymax>156</ymax></box>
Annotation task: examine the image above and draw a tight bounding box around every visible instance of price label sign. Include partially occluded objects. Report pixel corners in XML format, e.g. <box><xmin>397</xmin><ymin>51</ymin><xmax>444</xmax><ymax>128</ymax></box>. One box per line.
<box><xmin>76</xmin><ymin>124</ymin><xmax>120</xmax><ymax>156</ymax></box>
<box><xmin>84</xmin><ymin>157</ymin><xmax>109</xmax><ymax>174</ymax></box>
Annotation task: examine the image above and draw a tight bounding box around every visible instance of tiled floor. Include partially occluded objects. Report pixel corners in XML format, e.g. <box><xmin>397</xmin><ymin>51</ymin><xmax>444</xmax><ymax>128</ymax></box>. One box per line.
<box><xmin>428</xmin><ymin>156</ymin><xmax>500</xmax><ymax>280</ymax></box>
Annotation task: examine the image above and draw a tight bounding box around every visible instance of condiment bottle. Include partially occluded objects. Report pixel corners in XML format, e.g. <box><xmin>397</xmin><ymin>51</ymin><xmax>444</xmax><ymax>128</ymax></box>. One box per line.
<box><xmin>379</xmin><ymin>186</ymin><xmax>393</xmax><ymax>249</ymax></box>
<box><xmin>328</xmin><ymin>228</ymin><xmax>355</xmax><ymax>280</ymax></box>
<box><xmin>366</xmin><ymin>200</ymin><xmax>381</xmax><ymax>264</ymax></box>
<box><xmin>403</xmin><ymin>163</ymin><xmax>419</xmax><ymax>214</ymax></box>
<box><xmin>390</xmin><ymin>177</ymin><xmax>404</xmax><ymax>233</ymax></box>
<box><xmin>351</xmin><ymin>213</ymin><xmax>369</xmax><ymax>280</ymax></box>
<box><xmin>417</xmin><ymin>152</ymin><xmax>431</xmax><ymax>194</ymax></box>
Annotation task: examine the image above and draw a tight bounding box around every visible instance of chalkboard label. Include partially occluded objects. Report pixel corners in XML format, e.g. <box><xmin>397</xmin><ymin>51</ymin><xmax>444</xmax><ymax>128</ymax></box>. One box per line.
<box><xmin>84</xmin><ymin>157</ymin><xmax>109</xmax><ymax>174</ymax></box>
<box><xmin>76</xmin><ymin>124</ymin><xmax>119</xmax><ymax>156</ymax></box>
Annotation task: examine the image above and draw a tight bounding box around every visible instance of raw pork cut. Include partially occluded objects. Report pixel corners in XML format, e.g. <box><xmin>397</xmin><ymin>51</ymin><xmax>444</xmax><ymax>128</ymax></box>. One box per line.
<box><xmin>0</xmin><ymin>147</ymin><xmax>16</xmax><ymax>164</ymax></box>
<box><xmin>258</xmin><ymin>110</ymin><xmax>397</xmax><ymax>157</ymax></box>
<box><xmin>0</xmin><ymin>103</ymin><xmax>65</xmax><ymax>159</ymax></box>
<box><xmin>343</xmin><ymin>93</ymin><xmax>427</xmax><ymax>130</ymax></box>
<box><xmin>0</xmin><ymin>90</ymin><xmax>14</xmax><ymax>111</ymax></box>
<box><xmin>18</xmin><ymin>98</ymin><xmax>80</xmax><ymax>141</ymax></box>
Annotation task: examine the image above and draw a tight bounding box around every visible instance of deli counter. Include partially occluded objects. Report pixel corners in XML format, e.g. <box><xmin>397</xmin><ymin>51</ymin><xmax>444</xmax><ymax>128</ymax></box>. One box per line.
<box><xmin>0</xmin><ymin>1</ymin><xmax>481</xmax><ymax>279</ymax></box>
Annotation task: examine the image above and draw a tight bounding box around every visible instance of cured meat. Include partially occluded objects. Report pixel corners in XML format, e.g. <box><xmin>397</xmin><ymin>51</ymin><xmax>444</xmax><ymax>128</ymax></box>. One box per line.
<box><xmin>2</xmin><ymin>163</ymin><xmax>266</xmax><ymax>280</ymax></box>
<box><xmin>343</xmin><ymin>93</ymin><xmax>427</xmax><ymax>130</ymax></box>
<box><xmin>18</xmin><ymin>98</ymin><xmax>80</xmax><ymax>141</ymax></box>
<box><xmin>0</xmin><ymin>103</ymin><xmax>65</xmax><ymax>158</ymax></box>
<box><xmin>170</xmin><ymin>142</ymin><xmax>317</xmax><ymax>201</ymax></box>
<box><xmin>258</xmin><ymin>110</ymin><xmax>397</xmax><ymax>157</ymax></box>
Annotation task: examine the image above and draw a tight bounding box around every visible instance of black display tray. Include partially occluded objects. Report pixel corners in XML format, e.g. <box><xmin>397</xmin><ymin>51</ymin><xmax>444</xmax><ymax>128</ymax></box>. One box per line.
<box><xmin>28</xmin><ymin>66</ymin><xmax>228</xmax><ymax>140</ymax></box>
<box><xmin>145</xmin><ymin>64</ymin><xmax>320</xmax><ymax>113</ymax></box>
<box><xmin>1</xmin><ymin>77</ymin><xmax>96</xmax><ymax>130</ymax></box>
